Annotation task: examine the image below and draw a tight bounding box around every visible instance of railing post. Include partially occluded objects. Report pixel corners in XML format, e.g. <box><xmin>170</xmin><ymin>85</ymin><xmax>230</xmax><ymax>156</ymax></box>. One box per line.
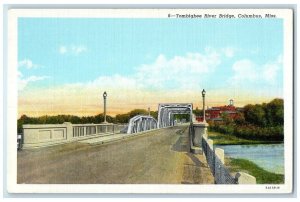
<box><xmin>190</xmin><ymin>122</ymin><xmax>208</xmax><ymax>154</ymax></box>
<box><xmin>64</xmin><ymin>122</ymin><xmax>73</xmax><ymax>141</ymax></box>
<box><xmin>207</xmin><ymin>139</ymin><xmax>214</xmax><ymax>149</ymax></box>
<box><xmin>235</xmin><ymin>172</ymin><xmax>256</xmax><ymax>184</ymax></box>
<box><xmin>83</xmin><ymin>126</ymin><xmax>86</xmax><ymax>136</ymax></box>
<box><xmin>214</xmin><ymin>148</ymin><xmax>225</xmax><ymax>184</ymax></box>
<box><xmin>203</xmin><ymin>132</ymin><xmax>208</xmax><ymax>140</ymax></box>
<box><xmin>215</xmin><ymin>148</ymin><xmax>225</xmax><ymax>164</ymax></box>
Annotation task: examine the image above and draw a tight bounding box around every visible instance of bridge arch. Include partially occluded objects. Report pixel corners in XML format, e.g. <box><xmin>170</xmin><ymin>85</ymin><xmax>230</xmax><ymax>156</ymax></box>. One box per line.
<box><xmin>157</xmin><ymin>103</ymin><xmax>193</xmax><ymax>128</ymax></box>
<box><xmin>127</xmin><ymin>115</ymin><xmax>158</xmax><ymax>134</ymax></box>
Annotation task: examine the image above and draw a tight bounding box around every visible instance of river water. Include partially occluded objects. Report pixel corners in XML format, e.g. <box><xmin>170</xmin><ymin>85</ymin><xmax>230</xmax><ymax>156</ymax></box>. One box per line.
<box><xmin>216</xmin><ymin>144</ymin><xmax>284</xmax><ymax>174</ymax></box>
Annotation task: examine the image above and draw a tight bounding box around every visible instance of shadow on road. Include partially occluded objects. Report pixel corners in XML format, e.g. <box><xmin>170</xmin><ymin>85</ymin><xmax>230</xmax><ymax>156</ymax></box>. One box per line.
<box><xmin>171</xmin><ymin>127</ymin><xmax>190</xmax><ymax>153</ymax></box>
<box><xmin>171</xmin><ymin>136</ymin><xmax>188</xmax><ymax>152</ymax></box>
<box><xmin>185</xmin><ymin>153</ymin><xmax>201</xmax><ymax>167</ymax></box>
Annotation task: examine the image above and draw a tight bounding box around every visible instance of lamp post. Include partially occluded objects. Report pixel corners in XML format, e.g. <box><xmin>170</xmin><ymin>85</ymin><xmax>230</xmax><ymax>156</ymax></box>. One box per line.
<box><xmin>148</xmin><ymin>107</ymin><xmax>150</xmax><ymax>116</ymax></box>
<box><xmin>103</xmin><ymin>91</ymin><xmax>107</xmax><ymax>123</ymax></box>
<box><xmin>202</xmin><ymin>89</ymin><xmax>206</xmax><ymax>123</ymax></box>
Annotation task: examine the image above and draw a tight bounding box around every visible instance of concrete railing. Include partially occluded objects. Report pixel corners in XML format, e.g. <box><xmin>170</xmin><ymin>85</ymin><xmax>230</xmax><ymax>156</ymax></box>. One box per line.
<box><xmin>22</xmin><ymin>122</ymin><xmax>127</xmax><ymax>149</ymax></box>
<box><xmin>190</xmin><ymin>122</ymin><xmax>256</xmax><ymax>184</ymax></box>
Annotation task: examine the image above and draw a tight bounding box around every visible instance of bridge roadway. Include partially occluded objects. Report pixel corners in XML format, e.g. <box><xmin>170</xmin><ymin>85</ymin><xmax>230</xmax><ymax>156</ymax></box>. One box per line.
<box><xmin>17</xmin><ymin>125</ymin><xmax>214</xmax><ymax>184</ymax></box>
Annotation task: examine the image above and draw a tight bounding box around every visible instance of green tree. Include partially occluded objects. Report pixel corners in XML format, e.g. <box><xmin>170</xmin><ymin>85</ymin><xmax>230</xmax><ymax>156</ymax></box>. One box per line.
<box><xmin>115</xmin><ymin>113</ymin><xmax>130</xmax><ymax>123</ymax></box>
<box><xmin>234</xmin><ymin>112</ymin><xmax>246</xmax><ymax>125</ymax></box>
<box><xmin>128</xmin><ymin>109</ymin><xmax>148</xmax><ymax>118</ymax></box>
<box><xmin>244</xmin><ymin>104</ymin><xmax>267</xmax><ymax>127</ymax></box>
<box><xmin>150</xmin><ymin>111</ymin><xmax>158</xmax><ymax>119</ymax></box>
<box><xmin>193</xmin><ymin>107</ymin><xmax>203</xmax><ymax>116</ymax></box>
<box><xmin>265</xmin><ymin>99</ymin><xmax>284</xmax><ymax>126</ymax></box>
<box><xmin>220</xmin><ymin>112</ymin><xmax>233</xmax><ymax>125</ymax></box>
<box><xmin>174</xmin><ymin>114</ymin><xmax>190</xmax><ymax>122</ymax></box>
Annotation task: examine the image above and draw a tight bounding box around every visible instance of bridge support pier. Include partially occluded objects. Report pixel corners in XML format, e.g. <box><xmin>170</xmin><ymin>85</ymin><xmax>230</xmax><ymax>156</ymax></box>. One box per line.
<box><xmin>190</xmin><ymin>122</ymin><xmax>208</xmax><ymax>154</ymax></box>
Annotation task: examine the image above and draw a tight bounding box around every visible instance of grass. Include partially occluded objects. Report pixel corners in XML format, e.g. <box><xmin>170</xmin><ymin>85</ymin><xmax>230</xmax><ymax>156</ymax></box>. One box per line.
<box><xmin>208</xmin><ymin>131</ymin><xmax>282</xmax><ymax>145</ymax></box>
<box><xmin>226</xmin><ymin>158</ymin><xmax>284</xmax><ymax>184</ymax></box>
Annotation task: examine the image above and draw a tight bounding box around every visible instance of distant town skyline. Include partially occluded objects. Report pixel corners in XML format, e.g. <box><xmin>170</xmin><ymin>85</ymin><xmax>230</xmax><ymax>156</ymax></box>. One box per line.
<box><xmin>18</xmin><ymin>18</ymin><xmax>283</xmax><ymax>117</ymax></box>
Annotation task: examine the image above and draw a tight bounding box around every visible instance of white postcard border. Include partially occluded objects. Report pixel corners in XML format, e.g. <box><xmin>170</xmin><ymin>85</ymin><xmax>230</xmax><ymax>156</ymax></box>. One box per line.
<box><xmin>6</xmin><ymin>8</ymin><xmax>294</xmax><ymax>194</ymax></box>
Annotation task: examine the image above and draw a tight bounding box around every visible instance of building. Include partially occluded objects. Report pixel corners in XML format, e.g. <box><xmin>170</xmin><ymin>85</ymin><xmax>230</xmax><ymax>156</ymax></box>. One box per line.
<box><xmin>196</xmin><ymin>99</ymin><xmax>243</xmax><ymax>122</ymax></box>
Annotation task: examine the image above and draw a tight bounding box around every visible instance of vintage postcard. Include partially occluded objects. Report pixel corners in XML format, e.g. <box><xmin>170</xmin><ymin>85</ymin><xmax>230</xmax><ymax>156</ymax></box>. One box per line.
<box><xmin>6</xmin><ymin>8</ymin><xmax>293</xmax><ymax>194</ymax></box>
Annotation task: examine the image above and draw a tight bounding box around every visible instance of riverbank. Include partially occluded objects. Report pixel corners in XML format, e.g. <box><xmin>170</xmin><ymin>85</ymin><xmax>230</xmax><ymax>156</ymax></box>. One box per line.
<box><xmin>208</xmin><ymin>131</ymin><xmax>283</xmax><ymax>145</ymax></box>
<box><xmin>226</xmin><ymin>158</ymin><xmax>284</xmax><ymax>184</ymax></box>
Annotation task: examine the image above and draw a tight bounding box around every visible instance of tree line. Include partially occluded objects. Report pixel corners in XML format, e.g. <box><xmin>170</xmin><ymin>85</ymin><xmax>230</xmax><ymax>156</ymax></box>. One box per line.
<box><xmin>17</xmin><ymin>109</ymin><xmax>157</xmax><ymax>133</ymax></box>
<box><xmin>209</xmin><ymin>98</ymin><xmax>284</xmax><ymax>142</ymax></box>
<box><xmin>17</xmin><ymin>108</ymin><xmax>203</xmax><ymax>133</ymax></box>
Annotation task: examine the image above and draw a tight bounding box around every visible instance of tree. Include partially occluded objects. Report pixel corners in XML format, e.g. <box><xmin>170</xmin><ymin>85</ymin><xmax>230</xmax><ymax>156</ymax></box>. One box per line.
<box><xmin>193</xmin><ymin>107</ymin><xmax>203</xmax><ymax>116</ymax></box>
<box><xmin>244</xmin><ymin>104</ymin><xmax>267</xmax><ymax>127</ymax></box>
<box><xmin>234</xmin><ymin>112</ymin><xmax>246</xmax><ymax>125</ymax></box>
<box><xmin>265</xmin><ymin>99</ymin><xmax>284</xmax><ymax>126</ymax></box>
<box><xmin>174</xmin><ymin>114</ymin><xmax>190</xmax><ymax>122</ymax></box>
<box><xmin>94</xmin><ymin>114</ymin><xmax>104</xmax><ymax>123</ymax></box>
<box><xmin>220</xmin><ymin>112</ymin><xmax>233</xmax><ymax>125</ymax></box>
<box><xmin>150</xmin><ymin>111</ymin><xmax>158</xmax><ymax>119</ymax></box>
<box><xmin>17</xmin><ymin>115</ymin><xmax>31</xmax><ymax>133</ymax></box>
<box><xmin>128</xmin><ymin>109</ymin><xmax>148</xmax><ymax>118</ymax></box>
<box><xmin>115</xmin><ymin>113</ymin><xmax>130</xmax><ymax>123</ymax></box>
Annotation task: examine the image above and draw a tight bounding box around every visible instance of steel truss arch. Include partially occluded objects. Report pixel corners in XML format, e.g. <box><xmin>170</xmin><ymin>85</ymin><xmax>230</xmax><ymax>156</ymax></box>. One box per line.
<box><xmin>127</xmin><ymin>115</ymin><xmax>158</xmax><ymax>134</ymax></box>
<box><xmin>157</xmin><ymin>103</ymin><xmax>193</xmax><ymax>128</ymax></box>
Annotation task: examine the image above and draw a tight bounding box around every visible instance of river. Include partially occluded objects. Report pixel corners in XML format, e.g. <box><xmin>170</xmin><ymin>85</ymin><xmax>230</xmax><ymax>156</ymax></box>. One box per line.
<box><xmin>216</xmin><ymin>143</ymin><xmax>284</xmax><ymax>174</ymax></box>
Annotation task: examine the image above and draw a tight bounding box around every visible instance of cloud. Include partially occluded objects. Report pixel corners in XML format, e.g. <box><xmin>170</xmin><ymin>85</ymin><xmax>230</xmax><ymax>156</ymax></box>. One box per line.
<box><xmin>18</xmin><ymin>75</ymin><xmax>49</xmax><ymax>91</ymax></box>
<box><xmin>59</xmin><ymin>46</ymin><xmax>67</xmax><ymax>54</ymax></box>
<box><xmin>56</xmin><ymin>45</ymin><xmax>228</xmax><ymax>91</ymax></box>
<box><xmin>59</xmin><ymin>45</ymin><xmax>87</xmax><ymax>55</ymax></box>
<box><xmin>230</xmin><ymin>55</ymin><xmax>282</xmax><ymax>86</ymax></box>
<box><xmin>86</xmin><ymin>74</ymin><xmax>138</xmax><ymax>90</ymax></box>
<box><xmin>18</xmin><ymin>59</ymin><xmax>40</xmax><ymax>69</ymax></box>
<box><xmin>18</xmin><ymin>49</ymin><xmax>283</xmax><ymax>117</ymax></box>
<box><xmin>18</xmin><ymin>49</ymin><xmax>224</xmax><ymax>115</ymax></box>
<box><xmin>135</xmin><ymin>49</ymin><xmax>222</xmax><ymax>89</ymax></box>
<box><xmin>74</xmin><ymin>49</ymin><xmax>224</xmax><ymax>91</ymax></box>
<box><xmin>231</xmin><ymin>59</ymin><xmax>258</xmax><ymax>82</ymax></box>
<box><xmin>222</xmin><ymin>47</ymin><xmax>235</xmax><ymax>58</ymax></box>
<box><xmin>262</xmin><ymin>55</ymin><xmax>282</xmax><ymax>84</ymax></box>
<box><xmin>71</xmin><ymin>45</ymin><xmax>87</xmax><ymax>55</ymax></box>
<box><xmin>18</xmin><ymin>59</ymin><xmax>48</xmax><ymax>91</ymax></box>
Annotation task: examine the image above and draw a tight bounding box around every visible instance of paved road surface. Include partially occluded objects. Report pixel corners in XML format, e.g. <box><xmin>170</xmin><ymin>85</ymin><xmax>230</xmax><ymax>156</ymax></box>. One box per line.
<box><xmin>18</xmin><ymin>125</ymin><xmax>214</xmax><ymax>184</ymax></box>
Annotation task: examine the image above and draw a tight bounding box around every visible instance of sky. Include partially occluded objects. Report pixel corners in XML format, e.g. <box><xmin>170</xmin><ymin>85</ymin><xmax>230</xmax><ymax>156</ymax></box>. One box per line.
<box><xmin>18</xmin><ymin>18</ymin><xmax>283</xmax><ymax>117</ymax></box>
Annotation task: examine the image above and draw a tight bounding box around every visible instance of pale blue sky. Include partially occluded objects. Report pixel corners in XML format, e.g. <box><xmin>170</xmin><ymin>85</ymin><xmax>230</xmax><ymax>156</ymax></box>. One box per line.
<box><xmin>18</xmin><ymin>18</ymin><xmax>283</xmax><ymax>116</ymax></box>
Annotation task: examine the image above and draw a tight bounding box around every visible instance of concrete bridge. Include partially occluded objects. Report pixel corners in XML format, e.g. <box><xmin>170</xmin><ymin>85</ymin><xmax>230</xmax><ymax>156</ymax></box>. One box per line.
<box><xmin>19</xmin><ymin>103</ymin><xmax>256</xmax><ymax>184</ymax></box>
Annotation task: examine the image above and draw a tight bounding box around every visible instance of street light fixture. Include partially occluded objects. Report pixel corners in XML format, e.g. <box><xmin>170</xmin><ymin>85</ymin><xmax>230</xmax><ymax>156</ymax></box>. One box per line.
<box><xmin>202</xmin><ymin>89</ymin><xmax>206</xmax><ymax>97</ymax></box>
<box><xmin>202</xmin><ymin>89</ymin><xmax>206</xmax><ymax>123</ymax></box>
<box><xmin>103</xmin><ymin>91</ymin><xmax>107</xmax><ymax>123</ymax></box>
<box><xmin>103</xmin><ymin>91</ymin><xmax>107</xmax><ymax>98</ymax></box>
